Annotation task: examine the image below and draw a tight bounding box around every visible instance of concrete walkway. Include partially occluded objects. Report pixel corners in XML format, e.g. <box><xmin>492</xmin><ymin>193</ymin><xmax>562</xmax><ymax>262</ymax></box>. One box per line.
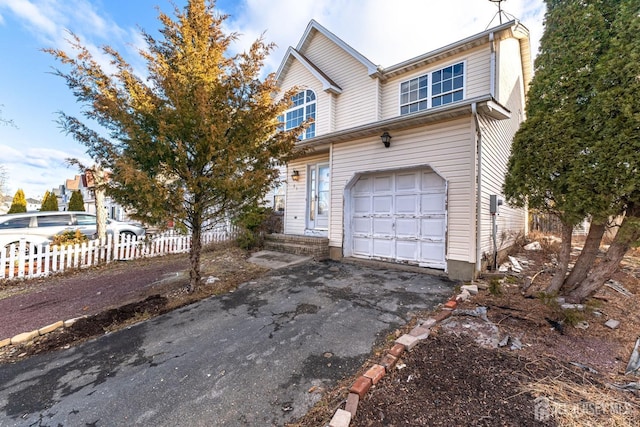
<box><xmin>0</xmin><ymin>259</ymin><xmax>454</xmax><ymax>426</ymax></box>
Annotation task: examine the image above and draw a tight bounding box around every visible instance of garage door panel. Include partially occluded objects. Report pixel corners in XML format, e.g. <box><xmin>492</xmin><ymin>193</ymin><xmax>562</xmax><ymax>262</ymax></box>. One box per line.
<box><xmin>396</xmin><ymin>240</ymin><xmax>419</xmax><ymax>261</ymax></box>
<box><xmin>374</xmin><ymin>176</ymin><xmax>392</xmax><ymax>192</ymax></box>
<box><xmin>421</xmin><ymin>193</ymin><xmax>446</xmax><ymax>213</ymax></box>
<box><xmin>396</xmin><ymin>173</ymin><xmax>417</xmax><ymax>191</ymax></box>
<box><xmin>373</xmin><ymin>217</ymin><xmax>393</xmax><ymax>235</ymax></box>
<box><xmin>373</xmin><ymin>196</ymin><xmax>392</xmax><ymax>214</ymax></box>
<box><xmin>422</xmin><ymin>172</ymin><xmax>446</xmax><ymax>191</ymax></box>
<box><xmin>421</xmin><ymin>217</ymin><xmax>446</xmax><ymax>239</ymax></box>
<box><xmin>353</xmin><ymin>177</ymin><xmax>371</xmax><ymax>194</ymax></box>
<box><xmin>353</xmin><ymin>196</ymin><xmax>371</xmax><ymax>213</ymax></box>
<box><xmin>396</xmin><ymin>217</ymin><xmax>418</xmax><ymax>236</ymax></box>
<box><xmin>353</xmin><ymin>217</ymin><xmax>371</xmax><ymax>234</ymax></box>
<box><xmin>396</xmin><ymin>195</ymin><xmax>418</xmax><ymax>214</ymax></box>
<box><xmin>350</xmin><ymin>169</ymin><xmax>447</xmax><ymax>269</ymax></box>
<box><xmin>421</xmin><ymin>241</ymin><xmax>446</xmax><ymax>263</ymax></box>
<box><xmin>372</xmin><ymin>239</ymin><xmax>394</xmax><ymax>258</ymax></box>
<box><xmin>353</xmin><ymin>237</ymin><xmax>372</xmax><ymax>255</ymax></box>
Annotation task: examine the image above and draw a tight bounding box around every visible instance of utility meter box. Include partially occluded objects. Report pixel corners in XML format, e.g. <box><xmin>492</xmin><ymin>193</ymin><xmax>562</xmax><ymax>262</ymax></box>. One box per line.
<box><xmin>490</xmin><ymin>195</ymin><xmax>503</xmax><ymax>215</ymax></box>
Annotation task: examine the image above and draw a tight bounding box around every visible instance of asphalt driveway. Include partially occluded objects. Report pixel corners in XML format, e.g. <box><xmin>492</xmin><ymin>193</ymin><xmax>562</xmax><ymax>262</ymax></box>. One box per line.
<box><xmin>0</xmin><ymin>260</ymin><xmax>454</xmax><ymax>426</ymax></box>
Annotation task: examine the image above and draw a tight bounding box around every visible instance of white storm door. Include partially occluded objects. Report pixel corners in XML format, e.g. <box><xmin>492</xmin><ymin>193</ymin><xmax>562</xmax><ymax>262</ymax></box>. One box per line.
<box><xmin>307</xmin><ymin>163</ymin><xmax>330</xmax><ymax>230</ymax></box>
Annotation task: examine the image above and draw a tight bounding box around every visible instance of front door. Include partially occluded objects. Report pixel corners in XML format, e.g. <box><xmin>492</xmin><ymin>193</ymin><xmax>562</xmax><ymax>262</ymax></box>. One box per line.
<box><xmin>307</xmin><ymin>163</ymin><xmax>330</xmax><ymax>231</ymax></box>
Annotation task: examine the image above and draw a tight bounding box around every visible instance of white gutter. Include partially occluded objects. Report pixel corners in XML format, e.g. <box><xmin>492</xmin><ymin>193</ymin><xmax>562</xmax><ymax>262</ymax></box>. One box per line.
<box><xmin>472</xmin><ymin>102</ymin><xmax>483</xmax><ymax>272</ymax></box>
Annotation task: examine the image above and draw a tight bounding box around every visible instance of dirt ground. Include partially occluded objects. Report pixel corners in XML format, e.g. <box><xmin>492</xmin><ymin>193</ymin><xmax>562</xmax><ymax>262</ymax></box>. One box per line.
<box><xmin>0</xmin><ymin>243</ymin><xmax>267</xmax><ymax>363</ymax></box>
<box><xmin>290</xmin><ymin>237</ymin><xmax>640</xmax><ymax>427</ymax></box>
<box><xmin>2</xmin><ymin>237</ymin><xmax>640</xmax><ymax>426</ymax></box>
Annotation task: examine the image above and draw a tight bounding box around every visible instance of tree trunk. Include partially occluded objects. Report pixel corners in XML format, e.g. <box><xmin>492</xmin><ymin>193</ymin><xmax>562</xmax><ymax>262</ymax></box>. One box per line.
<box><xmin>95</xmin><ymin>188</ymin><xmax>107</xmax><ymax>240</ymax></box>
<box><xmin>188</xmin><ymin>219</ymin><xmax>202</xmax><ymax>293</ymax></box>
<box><xmin>546</xmin><ymin>221</ymin><xmax>573</xmax><ymax>294</ymax></box>
<box><xmin>568</xmin><ymin>210</ymin><xmax>640</xmax><ymax>303</ymax></box>
<box><xmin>91</xmin><ymin>166</ymin><xmax>108</xmax><ymax>241</ymax></box>
<box><xmin>561</xmin><ymin>221</ymin><xmax>606</xmax><ymax>293</ymax></box>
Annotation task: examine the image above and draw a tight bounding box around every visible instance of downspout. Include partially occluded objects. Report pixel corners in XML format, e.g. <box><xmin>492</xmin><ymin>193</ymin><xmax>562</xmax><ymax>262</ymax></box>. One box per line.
<box><xmin>472</xmin><ymin>102</ymin><xmax>483</xmax><ymax>273</ymax></box>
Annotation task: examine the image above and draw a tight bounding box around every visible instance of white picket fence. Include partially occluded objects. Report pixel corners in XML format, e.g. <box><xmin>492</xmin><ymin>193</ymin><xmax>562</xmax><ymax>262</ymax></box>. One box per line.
<box><xmin>1</xmin><ymin>226</ymin><xmax>237</xmax><ymax>281</ymax></box>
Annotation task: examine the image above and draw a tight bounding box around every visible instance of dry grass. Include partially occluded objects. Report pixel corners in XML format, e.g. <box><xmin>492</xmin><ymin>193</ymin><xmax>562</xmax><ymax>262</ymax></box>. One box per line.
<box><xmin>526</xmin><ymin>378</ymin><xmax>639</xmax><ymax>427</ymax></box>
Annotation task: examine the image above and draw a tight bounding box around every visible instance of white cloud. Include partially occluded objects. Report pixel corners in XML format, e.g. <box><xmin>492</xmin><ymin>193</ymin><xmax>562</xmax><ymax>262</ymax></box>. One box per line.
<box><xmin>0</xmin><ymin>0</ymin><xmax>133</xmax><ymax>75</ymax></box>
<box><xmin>224</xmin><ymin>0</ymin><xmax>546</xmax><ymax>73</ymax></box>
<box><xmin>0</xmin><ymin>143</ymin><xmax>90</xmax><ymax>198</ymax></box>
<box><xmin>0</xmin><ymin>0</ymin><xmax>57</xmax><ymax>37</ymax></box>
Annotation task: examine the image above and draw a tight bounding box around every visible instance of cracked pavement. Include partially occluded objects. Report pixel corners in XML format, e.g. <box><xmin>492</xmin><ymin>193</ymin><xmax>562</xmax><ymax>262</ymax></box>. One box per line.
<box><xmin>0</xmin><ymin>260</ymin><xmax>454</xmax><ymax>426</ymax></box>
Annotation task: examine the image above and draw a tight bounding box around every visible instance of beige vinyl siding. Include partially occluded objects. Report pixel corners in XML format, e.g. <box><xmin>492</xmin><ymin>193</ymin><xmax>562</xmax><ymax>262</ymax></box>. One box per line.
<box><xmin>301</xmin><ymin>31</ymin><xmax>378</xmax><ymax>130</ymax></box>
<box><xmin>477</xmin><ymin>37</ymin><xmax>527</xmax><ymax>258</ymax></box>
<box><xmin>278</xmin><ymin>60</ymin><xmax>332</xmax><ymax>137</ymax></box>
<box><xmin>496</xmin><ymin>38</ymin><xmax>527</xmax><ymax>119</ymax></box>
<box><xmin>330</xmin><ymin>118</ymin><xmax>476</xmax><ymax>263</ymax></box>
<box><xmin>380</xmin><ymin>45</ymin><xmax>492</xmax><ymax>120</ymax></box>
<box><xmin>465</xmin><ymin>45</ymin><xmax>492</xmax><ymax>99</ymax></box>
<box><xmin>284</xmin><ymin>154</ymin><xmax>330</xmax><ymax>235</ymax></box>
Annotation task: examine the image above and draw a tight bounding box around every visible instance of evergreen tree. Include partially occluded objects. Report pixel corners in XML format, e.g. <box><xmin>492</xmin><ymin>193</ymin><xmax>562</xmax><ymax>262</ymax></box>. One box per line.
<box><xmin>68</xmin><ymin>190</ymin><xmax>85</xmax><ymax>211</ymax></box>
<box><xmin>8</xmin><ymin>189</ymin><xmax>27</xmax><ymax>213</ymax></box>
<box><xmin>40</xmin><ymin>190</ymin><xmax>50</xmax><ymax>211</ymax></box>
<box><xmin>41</xmin><ymin>191</ymin><xmax>59</xmax><ymax>211</ymax></box>
<box><xmin>504</xmin><ymin>0</ymin><xmax>640</xmax><ymax>301</ymax></box>
<box><xmin>565</xmin><ymin>0</ymin><xmax>640</xmax><ymax>301</ymax></box>
<box><xmin>46</xmin><ymin>0</ymin><xmax>303</xmax><ymax>292</ymax></box>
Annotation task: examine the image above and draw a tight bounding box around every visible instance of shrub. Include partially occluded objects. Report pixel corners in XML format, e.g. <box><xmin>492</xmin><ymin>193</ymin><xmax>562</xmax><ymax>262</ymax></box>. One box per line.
<box><xmin>489</xmin><ymin>278</ymin><xmax>503</xmax><ymax>296</ymax></box>
<box><xmin>234</xmin><ymin>205</ymin><xmax>273</xmax><ymax>250</ymax></box>
<box><xmin>68</xmin><ymin>190</ymin><xmax>85</xmax><ymax>211</ymax></box>
<box><xmin>8</xmin><ymin>189</ymin><xmax>27</xmax><ymax>213</ymax></box>
<box><xmin>51</xmin><ymin>229</ymin><xmax>89</xmax><ymax>248</ymax></box>
<box><xmin>41</xmin><ymin>191</ymin><xmax>59</xmax><ymax>211</ymax></box>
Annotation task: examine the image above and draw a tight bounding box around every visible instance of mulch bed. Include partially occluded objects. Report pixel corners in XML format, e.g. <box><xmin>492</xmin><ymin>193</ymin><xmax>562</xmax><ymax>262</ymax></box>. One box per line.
<box><xmin>290</xmin><ymin>241</ymin><xmax>640</xmax><ymax>426</ymax></box>
<box><xmin>352</xmin><ymin>333</ymin><xmax>564</xmax><ymax>426</ymax></box>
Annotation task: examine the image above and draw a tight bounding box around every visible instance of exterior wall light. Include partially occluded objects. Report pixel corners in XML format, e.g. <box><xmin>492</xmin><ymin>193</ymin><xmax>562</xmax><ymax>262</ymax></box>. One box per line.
<box><xmin>380</xmin><ymin>131</ymin><xmax>392</xmax><ymax>148</ymax></box>
<box><xmin>291</xmin><ymin>170</ymin><xmax>300</xmax><ymax>181</ymax></box>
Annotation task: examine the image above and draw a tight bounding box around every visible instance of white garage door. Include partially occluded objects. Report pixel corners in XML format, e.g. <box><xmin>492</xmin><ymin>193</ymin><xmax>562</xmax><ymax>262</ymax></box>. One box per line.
<box><xmin>350</xmin><ymin>169</ymin><xmax>446</xmax><ymax>269</ymax></box>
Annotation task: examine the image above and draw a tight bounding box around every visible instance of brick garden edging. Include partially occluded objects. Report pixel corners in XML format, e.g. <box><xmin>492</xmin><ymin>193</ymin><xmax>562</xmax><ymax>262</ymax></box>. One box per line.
<box><xmin>0</xmin><ymin>316</ymin><xmax>86</xmax><ymax>350</ymax></box>
<box><xmin>327</xmin><ymin>284</ymin><xmax>478</xmax><ymax>427</ymax></box>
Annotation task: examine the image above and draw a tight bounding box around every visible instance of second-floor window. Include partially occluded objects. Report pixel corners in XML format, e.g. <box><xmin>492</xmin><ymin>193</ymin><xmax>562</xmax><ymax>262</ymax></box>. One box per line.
<box><xmin>280</xmin><ymin>89</ymin><xmax>316</xmax><ymax>139</ymax></box>
<box><xmin>400</xmin><ymin>62</ymin><xmax>465</xmax><ymax>115</ymax></box>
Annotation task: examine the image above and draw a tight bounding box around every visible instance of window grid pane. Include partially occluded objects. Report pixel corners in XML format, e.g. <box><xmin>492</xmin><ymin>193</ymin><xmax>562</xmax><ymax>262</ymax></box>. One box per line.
<box><xmin>283</xmin><ymin>90</ymin><xmax>317</xmax><ymax>140</ymax></box>
<box><xmin>400</xmin><ymin>74</ymin><xmax>429</xmax><ymax>115</ymax></box>
<box><xmin>431</xmin><ymin>62</ymin><xmax>464</xmax><ymax>108</ymax></box>
<box><xmin>399</xmin><ymin>62</ymin><xmax>464</xmax><ymax>115</ymax></box>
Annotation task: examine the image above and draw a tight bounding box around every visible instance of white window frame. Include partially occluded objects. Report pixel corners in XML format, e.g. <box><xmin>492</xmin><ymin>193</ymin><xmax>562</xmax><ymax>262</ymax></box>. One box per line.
<box><xmin>280</xmin><ymin>89</ymin><xmax>316</xmax><ymax>139</ymax></box>
<box><xmin>399</xmin><ymin>60</ymin><xmax>466</xmax><ymax>115</ymax></box>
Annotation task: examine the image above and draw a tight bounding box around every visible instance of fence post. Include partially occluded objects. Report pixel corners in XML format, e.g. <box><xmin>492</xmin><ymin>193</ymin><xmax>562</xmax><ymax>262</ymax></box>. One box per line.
<box><xmin>0</xmin><ymin>248</ymin><xmax>6</xmax><ymax>280</ymax></box>
<box><xmin>17</xmin><ymin>239</ymin><xmax>26</xmax><ymax>278</ymax></box>
<box><xmin>43</xmin><ymin>245</ymin><xmax>50</xmax><ymax>276</ymax></box>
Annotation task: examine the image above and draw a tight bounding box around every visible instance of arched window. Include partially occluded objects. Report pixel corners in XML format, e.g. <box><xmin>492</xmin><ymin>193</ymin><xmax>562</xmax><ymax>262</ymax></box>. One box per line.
<box><xmin>280</xmin><ymin>89</ymin><xmax>316</xmax><ymax>139</ymax></box>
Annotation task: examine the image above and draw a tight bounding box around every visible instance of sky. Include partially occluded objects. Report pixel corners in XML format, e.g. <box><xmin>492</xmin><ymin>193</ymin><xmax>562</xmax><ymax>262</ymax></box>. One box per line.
<box><xmin>0</xmin><ymin>0</ymin><xmax>546</xmax><ymax>200</ymax></box>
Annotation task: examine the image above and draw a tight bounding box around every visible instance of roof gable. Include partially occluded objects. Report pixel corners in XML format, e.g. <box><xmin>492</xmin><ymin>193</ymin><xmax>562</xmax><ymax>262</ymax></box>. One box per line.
<box><xmin>296</xmin><ymin>20</ymin><xmax>379</xmax><ymax>76</ymax></box>
<box><xmin>276</xmin><ymin>47</ymin><xmax>342</xmax><ymax>94</ymax></box>
<box><xmin>275</xmin><ymin>19</ymin><xmax>380</xmax><ymax>90</ymax></box>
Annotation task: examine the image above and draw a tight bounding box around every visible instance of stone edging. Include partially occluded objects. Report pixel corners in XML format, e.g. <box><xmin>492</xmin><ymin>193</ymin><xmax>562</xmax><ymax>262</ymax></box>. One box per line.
<box><xmin>0</xmin><ymin>316</ymin><xmax>87</xmax><ymax>350</ymax></box>
<box><xmin>327</xmin><ymin>284</ymin><xmax>478</xmax><ymax>427</ymax></box>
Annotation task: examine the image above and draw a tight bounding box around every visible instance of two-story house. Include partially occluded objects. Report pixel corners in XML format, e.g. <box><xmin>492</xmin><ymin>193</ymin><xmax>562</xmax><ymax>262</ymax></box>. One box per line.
<box><xmin>275</xmin><ymin>20</ymin><xmax>532</xmax><ymax>280</ymax></box>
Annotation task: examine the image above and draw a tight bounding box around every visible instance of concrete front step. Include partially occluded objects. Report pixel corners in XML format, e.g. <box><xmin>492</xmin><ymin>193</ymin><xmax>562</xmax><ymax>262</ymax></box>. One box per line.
<box><xmin>264</xmin><ymin>234</ymin><xmax>329</xmax><ymax>259</ymax></box>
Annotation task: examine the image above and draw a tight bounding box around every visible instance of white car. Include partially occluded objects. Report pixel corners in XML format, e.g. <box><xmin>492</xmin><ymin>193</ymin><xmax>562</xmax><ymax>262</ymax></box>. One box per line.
<box><xmin>0</xmin><ymin>211</ymin><xmax>145</xmax><ymax>254</ymax></box>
